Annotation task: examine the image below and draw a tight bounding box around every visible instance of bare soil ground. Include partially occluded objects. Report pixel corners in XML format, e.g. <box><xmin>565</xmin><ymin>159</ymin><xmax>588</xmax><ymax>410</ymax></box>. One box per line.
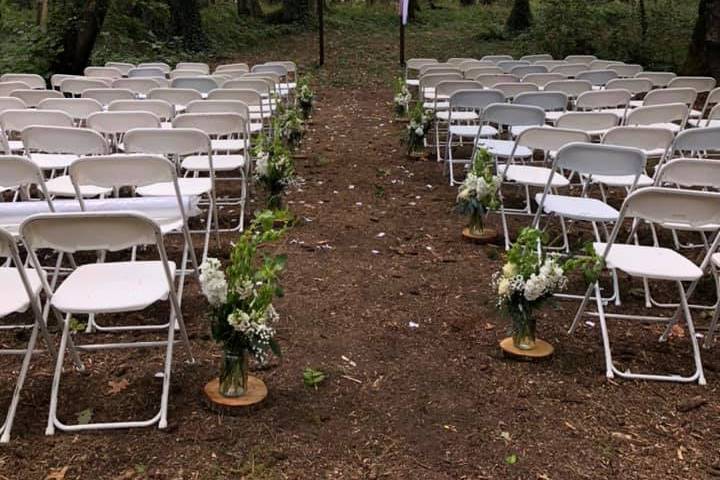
<box><xmin>2</xmin><ymin>23</ymin><xmax>720</xmax><ymax>480</ymax></box>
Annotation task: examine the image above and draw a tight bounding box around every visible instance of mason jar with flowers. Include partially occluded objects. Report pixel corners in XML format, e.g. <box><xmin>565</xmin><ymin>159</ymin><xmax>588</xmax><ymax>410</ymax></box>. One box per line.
<box><xmin>456</xmin><ymin>148</ymin><xmax>501</xmax><ymax>242</ymax></box>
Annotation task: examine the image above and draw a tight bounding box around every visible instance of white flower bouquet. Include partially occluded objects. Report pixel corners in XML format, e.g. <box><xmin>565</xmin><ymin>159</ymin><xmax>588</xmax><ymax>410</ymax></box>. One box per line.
<box><xmin>456</xmin><ymin>148</ymin><xmax>501</xmax><ymax>236</ymax></box>
<box><xmin>394</xmin><ymin>76</ymin><xmax>412</xmax><ymax>116</ymax></box>
<box><xmin>296</xmin><ymin>76</ymin><xmax>315</xmax><ymax>119</ymax></box>
<box><xmin>493</xmin><ymin>228</ymin><xmax>567</xmax><ymax>350</ymax></box>
<box><xmin>404</xmin><ymin>101</ymin><xmax>431</xmax><ymax>155</ymax></box>
<box><xmin>253</xmin><ymin>133</ymin><xmax>295</xmax><ymax>210</ymax></box>
<box><xmin>199</xmin><ymin>211</ymin><xmax>287</xmax><ymax>396</ymax></box>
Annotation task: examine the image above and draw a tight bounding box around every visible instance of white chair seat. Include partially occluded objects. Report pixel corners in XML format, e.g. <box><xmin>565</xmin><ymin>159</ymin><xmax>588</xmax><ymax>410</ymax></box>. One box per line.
<box><xmin>30</xmin><ymin>154</ymin><xmax>78</xmax><ymax>170</ymax></box>
<box><xmin>181</xmin><ymin>154</ymin><xmax>245</xmax><ymax>172</ymax></box>
<box><xmin>211</xmin><ymin>139</ymin><xmax>245</xmax><ymax>151</ymax></box>
<box><xmin>156</xmin><ymin>216</ymin><xmax>184</xmax><ymax>234</ymax></box>
<box><xmin>8</xmin><ymin>140</ymin><xmax>23</xmax><ymax>152</ymax></box>
<box><xmin>449</xmin><ymin>125</ymin><xmax>498</xmax><ymax>137</ymax></box>
<box><xmin>629</xmin><ymin>100</ymin><xmax>643</xmax><ymax>108</ymax></box>
<box><xmin>406</xmin><ymin>79</ymin><xmax>419</xmax><ymax>87</ymax></box>
<box><xmin>436</xmin><ymin>111</ymin><xmax>479</xmax><ymax>121</ymax></box>
<box><xmin>595</xmin><ymin>243</ymin><xmax>702</xmax><ymax>281</ymax></box>
<box><xmin>545</xmin><ymin>111</ymin><xmax>566</xmax><ymax>123</ymax></box>
<box><xmin>161</xmin><ymin>122</ymin><xmax>173</xmax><ymax>129</ymax></box>
<box><xmin>0</xmin><ymin>267</ymin><xmax>43</xmax><ymax>317</ymax></box>
<box><xmin>535</xmin><ymin>193</ymin><xmax>619</xmax><ymax>222</ymax></box>
<box><xmin>510</xmin><ymin>124</ymin><xmax>551</xmax><ymax>137</ymax></box>
<box><xmin>588</xmin><ymin>173</ymin><xmax>654</xmax><ymax>188</ymax></box>
<box><xmin>640</xmin><ymin>122</ymin><xmax>681</xmax><ymax>133</ymax></box>
<box><xmin>502</xmin><ymin>165</ymin><xmax>569</xmax><ymax>188</ymax></box>
<box><xmin>479</xmin><ymin>139</ymin><xmax>533</xmax><ymax>158</ymax></box>
<box><xmin>423</xmin><ymin>101</ymin><xmax>449</xmax><ymax>110</ymax></box>
<box><xmin>137</xmin><ymin>178</ymin><xmax>212</xmax><ymax>197</ymax></box>
<box><xmin>51</xmin><ymin>261</ymin><xmax>176</xmax><ymax>314</ymax></box>
<box><xmin>689</xmin><ymin>109</ymin><xmax>703</xmax><ymax>119</ymax></box>
<box><xmin>249</xmin><ymin>122</ymin><xmax>263</xmax><ymax>132</ymax></box>
<box><xmin>44</xmin><ymin>176</ymin><xmax>113</xmax><ymax>198</ymax></box>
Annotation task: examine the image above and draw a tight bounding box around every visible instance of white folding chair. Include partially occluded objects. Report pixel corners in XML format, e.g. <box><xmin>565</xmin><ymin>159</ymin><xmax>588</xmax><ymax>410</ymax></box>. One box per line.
<box><xmin>107</xmin><ymin>99</ymin><xmax>173</xmax><ymax>126</ymax></box>
<box><xmin>1</xmin><ymin>109</ymin><xmax>74</xmax><ymax>155</ymax></box>
<box><xmin>635</xmin><ymin>71</ymin><xmax>676</xmax><ymax>88</ymax></box>
<box><xmin>59</xmin><ymin>78</ymin><xmax>111</xmax><ymax>98</ymax></box>
<box><xmin>521</xmin><ymin>73</ymin><xmax>565</xmax><ymax>88</ymax></box>
<box><xmin>37</xmin><ymin>98</ymin><xmax>103</xmax><ymax>126</ymax></box>
<box><xmin>104</xmin><ymin>62</ymin><xmax>135</xmax><ymax>76</ymax></box>
<box><xmin>0</xmin><ymin>226</ymin><xmax>54</xmax><ymax>443</ymax></box>
<box><xmin>127</xmin><ymin>67</ymin><xmax>167</xmax><ymax>78</ymax></box>
<box><xmin>112</xmin><ymin>78</ymin><xmax>164</xmax><ymax>97</ymax></box>
<box><xmin>556</xmin><ymin>111</ymin><xmax>620</xmax><ymax>138</ymax></box>
<box><xmin>520</xmin><ymin>54</ymin><xmax>553</xmax><ymax>63</ymax></box>
<box><xmin>0</xmin><ymin>155</ymin><xmax>54</xmax><ymax>232</ymax></box>
<box><xmin>147</xmin><ymin>88</ymin><xmax>203</xmax><ymax>114</ymax></box>
<box><xmin>602</xmin><ymin>126</ymin><xmax>674</xmax><ymax>172</ymax></box>
<box><xmin>86</xmin><ymin>110</ymin><xmax>161</xmax><ymax>151</ymax></box>
<box><xmin>207</xmin><ymin>89</ymin><xmax>269</xmax><ymax>130</ymax></box>
<box><xmin>123</xmin><ymin>128</ymin><xmax>218</xmax><ymax>261</ymax></box>
<box><xmin>83</xmin><ymin>66</ymin><xmax>122</xmax><ymax>79</ymax></box>
<box><xmin>170</xmin><ymin>77</ymin><xmax>219</xmax><ymax>96</ymax></box>
<box><xmin>0</xmin><ymin>97</ymin><xmax>26</xmax><ymax>113</ymax></box>
<box><xmin>497</xmin><ymin>60</ymin><xmax>529</xmax><ymax>73</ymax></box>
<box><xmin>480</xmin><ymin>55</ymin><xmax>513</xmax><ymax>64</ymax></box>
<box><xmin>177</xmin><ymin>62</ymin><xmax>210</xmax><ymax>74</ymax></box>
<box><xmin>137</xmin><ymin>62</ymin><xmax>171</xmax><ymax>73</ymax></box>
<box><xmin>569</xmin><ymin>188</ymin><xmax>720</xmax><ymax>385</ymax></box>
<box><xmin>625</xmin><ymin>103</ymin><xmax>689</xmax><ymax>133</ymax></box>
<box><xmin>81</xmin><ymin>88</ymin><xmax>135</xmax><ymax>106</ymax></box>
<box><xmin>493</xmin><ymin>82</ymin><xmax>538</xmax><ymax>101</ymax></box>
<box><xmin>564</xmin><ymin>55</ymin><xmax>596</xmax><ymax>65</ymax></box>
<box><xmin>22</xmin><ymin>126</ymin><xmax>110</xmax><ymax>197</ymax></box>
<box><xmin>21</xmin><ymin>211</ymin><xmax>193</xmax><ymax>434</ymax></box>
<box><xmin>464</xmin><ymin>66</ymin><xmax>503</xmax><ymax>78</ymax></box>
<box><xmin>498</xmin><ymin>127</ymin><xmax>590</xmax><ymax>249</ymax></box>
<box><xmin>576</xmin><ymin>69</ymin><xmax>618</xmax><ymax>88</ymax></box>
<box><xmin>510</xmin><ymin>65</ymin><xmax>548</xmax><ymax>77</ymax></box>
<box><xmin>608</xmin><ymin>64</ymin><xmax>643</xmax><ymax>78</ymax></box>
<box><xmin>511</xmin><ymin>91</ymin><xmax>567</xmax><ymax>136</ymax></box>
<box><xmin>589</xmin><ymin>60</ymin><xmax>621</xmax><ymax>70</ymax></box>
<box><xmin>473</xmin><ymin>103</ymin><xmax>545</xmax><ymax>161</ymax></box>
<box><xmin>550</xmin><ymin>64</ymin><xmax>589</xmax><ymax>78</ymax></box>
<box><xmin>0</xmin><ymin>82</ymin><xmax>31</xmax><ymax>97</ymax></box>
<box><xmin>472</xmin><ymin>74</ymin><xmax>520</xmax><ymax>88</ymax></box>
<box><xmin>10</xmin><ymin>89</ymin><xmax>62</xmax><ymax>108</ymax></box>
<box><xmin>0</xmin><ymin>74</ymin><xmax>45</xmax><ymax>90</ymax></box>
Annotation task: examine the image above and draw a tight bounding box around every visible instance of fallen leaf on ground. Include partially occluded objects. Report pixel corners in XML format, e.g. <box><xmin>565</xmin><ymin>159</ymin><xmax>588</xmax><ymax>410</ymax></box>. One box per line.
<box><xmin>107</xmin><ymin>378</ymin><xmax>130</xmax><ymax>395</ymax></box>
<box><xmin>45</xmin><ymin>466</ymin><xmax>69</xmax><ymax>480</ymax></box>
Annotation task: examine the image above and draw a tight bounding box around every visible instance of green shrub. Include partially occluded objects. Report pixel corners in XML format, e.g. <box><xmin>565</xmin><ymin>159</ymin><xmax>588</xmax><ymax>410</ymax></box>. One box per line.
<box><xmin>0</xmin><ymin>2</ymin><xmax>57</xmax><ymax>76</ymax></box>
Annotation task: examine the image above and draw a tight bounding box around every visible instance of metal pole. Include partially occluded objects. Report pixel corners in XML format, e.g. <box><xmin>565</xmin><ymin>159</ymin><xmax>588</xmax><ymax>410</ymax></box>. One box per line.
<box><xmin>400</xmin><ymin>9</ymin><xmax>405</xmax><ymax>67</ymax></box>
<box><xmin>318</xmin><ymin>0</ymin><xmax>325</xmax><ymax>66</ymax></box>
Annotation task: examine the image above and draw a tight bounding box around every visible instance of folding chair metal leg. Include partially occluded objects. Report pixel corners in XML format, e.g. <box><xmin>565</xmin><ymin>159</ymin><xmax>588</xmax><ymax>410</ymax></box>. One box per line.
<box><xmin>569</xmin><ymin>282</ymin><xmax>595</xmax><ymax>334</ymax></box>
<box><xmin>595</xmin><ymin>283</ymin><xmax>616</xmax><ymax>379</ymax></box>
<box><xmin>1</xmin><ymin>323</ymin><xmax>39</xmax><ymax>443</ymax></box>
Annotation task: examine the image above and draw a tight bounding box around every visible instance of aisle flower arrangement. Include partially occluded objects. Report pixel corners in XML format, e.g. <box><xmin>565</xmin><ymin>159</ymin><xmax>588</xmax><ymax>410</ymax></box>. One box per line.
<box><xmin>276</xmin><ymin>106</ymin><xmax>305</xmax><ymax>147</ymax></box>
<box><xmin>404</xmin><ymin>102</ymin><xmax>431</xmax><ymax>155</ymax></box>
<box><xmin>493</xmin><ymin>228</ymin><xmax>567</xmax><ymax>350</ymax></box>
<box><xmin>297</xmin><ymin>76</ymin><xmax>315</xmax><ymax>119</ymax></box>
<box><xmin>253</xmin><ymin>132</ymin><xmax>295</xmax><ymax>210</ymax></box>
<box><xmin>199</xmin><ymin>211</ymin><xmax>286</xmax><ymax>397</ymax></box>
<box><xmin>455</xmin><ymin>148</ymin><xmax>501</xmax><ymax>238</ymax></box>
<box><xmin>393</xmin><ymin>76</ymin><xmax>411</xmax><ymax>116</ymax></box>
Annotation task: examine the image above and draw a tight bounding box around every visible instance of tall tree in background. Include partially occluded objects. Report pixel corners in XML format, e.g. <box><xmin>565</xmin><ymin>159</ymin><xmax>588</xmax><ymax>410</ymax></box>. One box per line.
<box><xmin>238</xmin><ymin>0</ymin><xmax>263</xmax><ymax>17</ymax></box>
<box><xmin>166</xmin><ymin>0</ymin><xmax>207</xmax><ymax>51</ymax></box>
<box><xmin>683</xmin><ymin>0</ymin><xmax>720</xmax><ymax>79</ymax></box>
<box><xmin>50</xmin><ymin>0</ymin><xmax>109</xmax><ymax>74</ymax></box>
<box><xmin>505</xmin><ymin>0</ymin><xmax>531</xmax><ymax>32</ymax></box>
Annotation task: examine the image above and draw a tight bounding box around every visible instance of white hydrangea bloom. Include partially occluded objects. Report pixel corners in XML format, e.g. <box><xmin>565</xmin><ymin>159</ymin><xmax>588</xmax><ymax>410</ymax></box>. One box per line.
<box><xmin>255</xmin><ymin>153</ymin><xmax>269</xmax><ymax>177</ymax></box>
<box><xmin>228</xmin><ymin>310</ymin><xmax>251</xmax><ymax>331</ymax></box>
<box><xmin>199</xmin><ymin>258</ymin><xmax>228</xmax><ymax>306</ymax></box>
<box><xmin>523</xmin><ymin>274</ymin><xmax>546</xmax><ymax>301</ymax></box>
<box><xmin>235</xmin><ymin>279</ymin><xmax>255</xmax><ymax>300</ymax></box>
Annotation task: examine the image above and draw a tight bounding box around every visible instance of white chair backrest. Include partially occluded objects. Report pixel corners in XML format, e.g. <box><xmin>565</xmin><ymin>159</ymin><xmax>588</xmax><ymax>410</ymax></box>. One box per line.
<box><xmin>419</xmin><ymin>65</ymin><xmax>462</xmax><ymax>77</ymax></box>
<box><xmin>510</xmin><ymin>65</ymin><xmax>548</xmax><ymax>77</ymax></box>
<box><xmin>619</xmin><ymin>188</ymin><xmax>720</xmax><ymax>230</ymax></box>
<box><xmin>215</xmin><ymin>63</ymin><xmax>250</xmax><ymax>73</ymax></box>
<box><xmin>0</xmin><ymin>96</ymin><xmax>27</xmax><ymax>112</ymax></box>
<box><xmin>107</xmin><ymin>99</ymin><xmax>173</xmax><ymax>121</ymax></box>
<box><xmin>435</xmin><ymin>80</ymin><xmax>483</xmax><ymax>98</ymax></box>
<box><xmin>554</xmin><ymin>142</ymin><xmax>646</xmax><ymax>176</ymax></box>
<box><xmin>172</xmin><ymin>112</ymin><xmax>247</xmax><ymax>137</ymax></box>
<box><xmin>128</xmin><ymin>67</ymin><xmax>167</xmax><ymax>78</ymax></box>
<box><xmin>497</xmin><ymin>60</ymin><xmax>530</xmax><ymax>73</ymax></box>
<box><xmin>0</xmin><ymin>109</ymin><xmax>73</xmax><ymax>133</ymax></box>
<box><xmin>186</xmin><ymin>99</ymin><xmax>250</xmax><ymax>116</ymax></box>
<box><xmin>37</xmin><ymin>98</ymin><xmax>103</xmax><ymax>121</ymax></box>
<box><xmin>642</xmin><ymin>87</ymin><xmax>697</xmax><ymax>107</ymax></box>
<box><xmin>707</xmin><ymin>103</ymin><xmax>720</xmax><ymax>124</ymax></box>
<box><xmin>207</xmin><ymin>89</ymin><xmax>263</xmax><ymax>107</ymax></box>
<box><xmin>0</xmin><ymin>154</ymin><xmax>49</xmax><ymax>197</ymax></box>
<box><xmin>464</xmin><ymin>66</ymin><xmax>504</xmax><ymax>78</ymax></box>
<box><xmin>514</xmin><ymin>127</ymin><xmax>590</xmax><ymax>152</ymax></box>
<box><xmin>176</xmin><ymin>62</ymin><xmax>210</xmax><ymax>74</ymax></box>
<box><xmin>493</xmin><ymin>82</ymin><xmax>539</xmax><ymax>99</ymax></box>
<box><xmin>81</xmin><ymin>88</ymin><xmax>135</xmax><ymax>106</ymax></box>
<box><xmin>86</xmin><ymin>111</ymin><xmax>161</xmax><ymax>136</ymax></box>
<box><xmin>550</xmin><ymin>64</ymin><xmax>588</xmax><ymax>77</ymax></box>
<box><xmin>147</xmin><ymin>88</ymin><xmax>203</xmax><ymax>107</ymax></box>
<box><xmin>536</xmin><ymin>60</ymin><xmax>567</xmax><ymax>70</ymax></box>
<box><xmin>635</xmin><ymin>71</ymin><xmax>676</xmax><ymax>88</ymax></box>
<box><xmin>608</xmin><ymin>64</ymin><xmax>643</xmax><ymax>78</ymax></box>
<box><xmin>21</xmin><ymin>212</ymin><xmax>160</xmax><ymax>253</ymax></box>
<box><xmin>588</xmin><ymin>60</ymin><xmax>620</xmax><ymax>70</ymax></box>
<box><xmin>625</xmin><ymin>103</ymin><xmax>688</xmax><ymax>127</ymax></box>
<box><xmin>667</xmin><ymin>76</ymin><xmax>716</xmax><ymax>93</ymax></box>
<box><xmin>105</xmin><ymin>62</ymin><xmax>135</xmax><ymax>76</ymax></box>
<box><xmin>420</xmin><ymin>73</ymin><xmax>464</xmax><ymax>90</ymax></box>
<box><xmin>473</xmin><ymin>74</ymin><xmax>520</xmax><ymax>88</ymax></box>
<box><xmin>481</xmin><ymin>103</ymin><xmax>545</xmax><ymax>127</ymax></box>
<box><xmin>448</xmin><ymin>89</ymin><xmax>505</xmax><ymax>111</ymax></box>
<box><xmin>22</xmin><ymin>126</ymin><xmax>108</xmax><ymax>155</ymax></box>
<box><xmin>447</xmin><ymin>57</ymin><xmax>476</xmax><ymax>64</ymax></box>
<box><xmin>576</xmin><ymin>69</ymin><xmax>618</xmax><ymax>86</ymax></box>
<box><xmin>59</xmin><ymin>78</ymin><xmax>110</xmax><ymax>96</ymax></box>
<box><xmin>605</xmin><ymin>78</ymin><xmax>652</xmax><ymax>96</ymax></box>
<box><xmin>170</xmin><ymin>76</ymin><xmax>220</xmax><ymax>94</ymax></box>
<box><xmin>10</xmin><ymin>89</ymin><xmax>63</xmax><ymax>107</ymax></box>
<box><xmin>0</xmin><ymin>74</ymin><xmax>45</xmax><ymax>89</ymax></box>
<box><xmin>671</xmin><ymin>126</ymin><xmax>720</xmax><ymax>154</ymax></box>
<box><xmin>112</xmin><ymin>78</ymin><xmax>164</xmax><ymax>96</ymax></box>
<box><xmin>480</xmin><ymin>55</ymin><xmax>513</xmax><ymax>64</ymax></box>
<box><xmin>221</xmin><ymin>78</ymin><xmax>272</xmax><ymax>95</ymax></box>
<box><xmin>123</xmin><ymin>127</ymin><xmax>211</xmax><ymax>156</ymax></box>
<box><xmin>70</xmin><ymin>154</ymin><xmax>176</xmax><ymax>190</ymax></box>
<box><xmin>543</xmin><ymin>79</ymin><xmax>593</xmax><ymax>98</ymax></box>
<box><xmin>602</xmin><ymin>126</ymin><xmax>674</xmax><ymax>154</ymax></box>
<box><xmin>0</xmin><ymin>81</ymin><xmax>32</xmax><ymax>96</ymax></box>
<box><xmin>576</xmin><ymin>89</ymin><xmax>631</xmax><ymax>110</ymax></box>
<box><xmin>563</xmin><ymin>55</ymin><xmax>596</xmax><ymax>65</ymax></box>
<box><xmin>252</xmin><ymin>64</ymin><xmax>288</xmax><ymax>78</ymax></box>
<box><xmin>84</xmin><ymin>66</ymin><xmax>122</xmax><ymax>79</ymax></box>
<box><xmin>520</xmin><ymin>54</ymin><xmax>553</xmax><ymax>63</ymax></box>
<box><xmin>169</xmin><ymin>69</ymin><xmax>206</xmax><ymax>79</ymax></box>
<box><xmin>556</xmin><ymin>112</ymin><xmax>620</xmax><ymax>132</ymax></box>
<box><xmin>656</xmin><ymin>158</ymin><xmax>720</xmax><ymax>189</ymax></box>
<box><xmin>513</xmin><ymin>91</ymin><xmax>568</xmax><ymax>111</ymax></box>
<box><xmin>138</xmin><ymin>62</ymin><xmax>171</xmax><ymax>73</ymax></box>
<box><xmin>50</xmin><ymin>74</ymin><xmax>76</xmax><ymax>90</ymax></box>
<box><xmin>520</xmin><ymin>73</ymin><xmax>565</xmax><ymax>87</ymax></box>
<box><xmin>459</xmin><ymin>60</ymin><xmax>495</xmax><ymax>71</ymax></box>
<box><xmin>214</xmin><ymin>69</ymin><xmax>246</xmax><ymax>79</ymax></box>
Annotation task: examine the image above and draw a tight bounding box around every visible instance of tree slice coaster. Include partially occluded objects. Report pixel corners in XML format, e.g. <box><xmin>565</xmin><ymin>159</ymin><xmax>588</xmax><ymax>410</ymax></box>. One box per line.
<box><xmin>462</xmin><ymin>227</ymin><xmax>498</xmax><ymax>244</ymax></box>
<box><xmin>203</xmin><ymin>376</ymin><xmax>267</xmax><ymax>414</ymax></box>
<box><xmin>500</xmin><ymin>337</ymin><xmax>554</xmax><ymax>359</ymax></box>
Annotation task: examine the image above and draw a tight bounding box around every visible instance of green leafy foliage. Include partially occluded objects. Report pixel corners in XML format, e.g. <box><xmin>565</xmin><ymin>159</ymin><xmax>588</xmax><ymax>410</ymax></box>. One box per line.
<box><xmin>302</xmin><ymin>367</ymin><xmax>327</xmax><ymax>389</ymax></box>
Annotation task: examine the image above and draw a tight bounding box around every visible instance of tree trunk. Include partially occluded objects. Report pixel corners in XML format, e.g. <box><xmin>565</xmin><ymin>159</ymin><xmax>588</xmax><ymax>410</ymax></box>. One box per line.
<box><xmin>505</xmin><ymin>0</ymin><xmax>531</xmax><ymax>32</ymax></box>
<box><xmin>408</xmin><ymin>0</ymin><xmax>420</xmax><ymax>20</ymax></box>
<box><xmin>683</xmin><ymin>0</ymin><xmax>720</xmax><ymax>79</ymax></box>
<box><xmin>166</xmin><ymin>0</ymin><xmax>208</xmax><ymax>51</ymax></box>
<box><xmin>50</xmin><ymin>0</ymin><xmax>109</xmax><ymax>74</ymax></box>
<box><xmin>237</xmin><ymin>0</ymin><xmax>262</xmax><ymax>17</ymax></box>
